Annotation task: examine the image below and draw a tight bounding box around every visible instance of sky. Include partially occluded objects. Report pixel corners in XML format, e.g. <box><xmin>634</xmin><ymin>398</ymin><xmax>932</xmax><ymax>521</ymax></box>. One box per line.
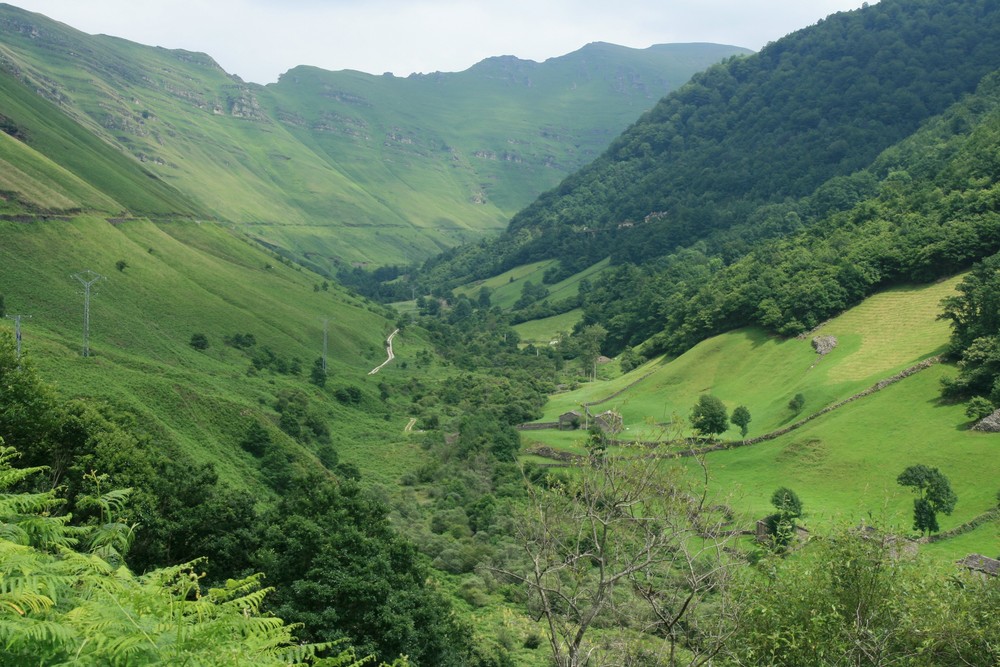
<box><xmin>9</xmin><ymin>1</ymin><xmax>871</xmax><ymax>84</ymax></box>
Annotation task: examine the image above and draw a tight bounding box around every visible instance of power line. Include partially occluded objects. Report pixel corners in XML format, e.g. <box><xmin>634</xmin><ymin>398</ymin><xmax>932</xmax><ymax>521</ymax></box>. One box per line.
<box><xmin>71</xmin><ymin>270</ymin><xmax>104</xmax><ymax>357</ymax></box>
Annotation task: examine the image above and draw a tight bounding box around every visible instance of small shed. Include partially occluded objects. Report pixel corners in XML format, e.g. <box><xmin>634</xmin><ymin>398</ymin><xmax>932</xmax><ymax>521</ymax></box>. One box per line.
<box><xmin>957</xmin><ymin>553</ymin><xmax>1000</xmax><ymax>578</ymax></box>
<box><xmin>558</xmin><ymin>410</ymin><xmax>582</xmax><ymax>430</ymax></box>
<box><xmin>593</xmin><ymin>410</ymin><xmax>623</xmax><ymax>434</ymax></box>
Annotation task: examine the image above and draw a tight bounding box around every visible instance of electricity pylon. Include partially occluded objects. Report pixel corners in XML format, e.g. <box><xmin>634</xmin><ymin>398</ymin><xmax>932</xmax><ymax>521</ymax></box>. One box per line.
<box><xmin>72</xmin><ymin>270</ymin><xmax>104</xmax><ymax>357</ymax></box>
<box><xmin>4</xmin><ymin>314</ymin><xmax>29</xmax><ymax>360</ymax></box>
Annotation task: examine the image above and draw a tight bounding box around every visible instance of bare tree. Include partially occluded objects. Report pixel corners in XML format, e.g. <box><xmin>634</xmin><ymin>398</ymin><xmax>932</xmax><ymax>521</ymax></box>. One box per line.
<box><xmin>495</xmin><ymin>438</ymin><xmax>742</xmax><ymax>666</ymax></box>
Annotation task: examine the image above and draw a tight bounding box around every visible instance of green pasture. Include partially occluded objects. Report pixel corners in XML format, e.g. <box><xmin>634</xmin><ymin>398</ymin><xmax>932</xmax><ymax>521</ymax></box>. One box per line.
<box><xmin>454</xmin><ymin>260</ymin><xmax>557</xmax><ymax>308</ymax></box>
<box><xmin>514</xmin><ymin>309</ymin><xmax>583</xmax><ymax>345</ymax></box>
<box><xmin>458</xmin><ymin>257</ymin><xmax>611</xmax><ymax>313</ymax></box>
<box><xmin>921</xmin><ymin>518</ymin><xmax>1000</xmax><ymax>561</ymax></box>
<box><xmin>519</xmin><ymin>276</ymin><xmax>998</xmax><ymax>560</ymax></box>
<box><xmin>700</xmin><ymin>363</ymin><xmax>999</xmax><ymax>553</ymax></box>
<box><xmin>532</xmin><ymin>278</ymin><xmax>960</xmax><ymax>439</ymax></box>
<box><xmin>542</xmin><ymin>257</ymin><xmax>611</xmax><ymax>303</ymax></box>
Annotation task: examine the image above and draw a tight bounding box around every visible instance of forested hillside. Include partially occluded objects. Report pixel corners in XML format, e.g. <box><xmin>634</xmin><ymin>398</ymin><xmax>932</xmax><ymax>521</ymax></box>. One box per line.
<box><xmin>0</xmin><ymin>3</ymin><xmax>746</xmax><ymax>267</ymax></box>
<box><xmin>414</xmin><ymin>0</ymin><xmax>1000</xmax><ymax>355</ymax></box>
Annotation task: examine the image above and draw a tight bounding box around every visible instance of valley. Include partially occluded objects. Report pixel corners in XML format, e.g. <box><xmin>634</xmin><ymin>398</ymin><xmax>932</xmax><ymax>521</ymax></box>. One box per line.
<box><xmin>1</xmin><ymin>0</ymin><xmax>999</xmax><ymax>665</ymax></box>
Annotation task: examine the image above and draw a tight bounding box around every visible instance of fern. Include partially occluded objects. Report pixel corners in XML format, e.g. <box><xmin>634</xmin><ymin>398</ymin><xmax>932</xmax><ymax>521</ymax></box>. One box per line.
<box><xmin>0</xmin><ymin>442</ymin><xmax>377</xmax><ymax>666</ymax></box>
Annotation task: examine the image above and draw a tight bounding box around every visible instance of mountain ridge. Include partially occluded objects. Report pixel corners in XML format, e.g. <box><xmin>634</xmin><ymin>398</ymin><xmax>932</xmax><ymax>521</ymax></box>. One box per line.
<box><xmin>0</xmin><ymin>3</ymin><xmax>748</xmax><ymax>268</ymax></box>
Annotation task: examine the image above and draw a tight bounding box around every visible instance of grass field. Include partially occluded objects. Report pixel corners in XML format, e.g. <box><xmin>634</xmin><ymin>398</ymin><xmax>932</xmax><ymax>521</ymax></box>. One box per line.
<box><xmin>514</xmin><ymin>309</ymin><xmax>584</xmax><ymax>345</ymax></box>
<box><xmin>454</xmin><ymin>260</ymin><xmax>557</xmax><ymax>308</ymax></box>
<box><xmin>458</xmin><ymin>257</ymin><xmax>610</xmax><ymax>313</ymax></box>
<box><xmin>530</xmin><ymin>278</ymin><xmax>961</xmax><ymax>438</ymax></box>
<box><xmin>0</xmin><ymin>216</ymin><xmax>426</xmax><ymax>488</ymax></box>
<box><xmin>518</xmin><ymin>276</ymin><xmax>1000</xmax><ymax>561</ymax></box>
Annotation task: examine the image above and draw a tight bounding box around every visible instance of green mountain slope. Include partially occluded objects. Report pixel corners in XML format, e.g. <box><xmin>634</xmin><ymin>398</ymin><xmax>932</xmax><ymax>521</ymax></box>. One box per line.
<box><xmin>522</xmin><ymin>276</ymin><xmax>999</xmax><ymax>556</ymax></box>
<box><xmin>0</xmin><ymin>68</ymin><xmax>198</xmax><ymax>216</ymax></box>
<box><xmin>0</xmin><ymin>4</ymin><xmax>748</xmax><ymax>266</ymax></box>
<box><xmin>0</xmin><ymin>214</ymin><xmax>405</xmax><ymax>487</ymax></box>
<box><xmin>422</xmin><ymin>0</ymin><xmax>1000</xmax><ymax>284</ymax></box>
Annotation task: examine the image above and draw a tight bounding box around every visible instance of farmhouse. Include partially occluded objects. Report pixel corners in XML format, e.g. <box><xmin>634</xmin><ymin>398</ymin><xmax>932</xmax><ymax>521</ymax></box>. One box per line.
<box><xmin>558</xmin><ymin>410</ymin><xmax>582</xmax><ymax>430</ymax></box>
<box><xmin>956</xmin><ymin>553</ymin><xmax>1000</xmax><ymax>578</ymax></box>
<box><xmin>593</xmin><ymin>410</ymin><xmax>623</xmax><ymax>434</ymax></box>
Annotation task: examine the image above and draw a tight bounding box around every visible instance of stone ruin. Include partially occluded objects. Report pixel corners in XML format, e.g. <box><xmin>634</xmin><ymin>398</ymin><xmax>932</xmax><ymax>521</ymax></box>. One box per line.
<box><xmin>811</xmin><ymin>335</ymin><xmax>838</xmax><ymax>355</ymax></box>
<box><xmin>972</xmin><ymin>408</ymin><xmax>1000</xmax><ymax>432</ymax></box>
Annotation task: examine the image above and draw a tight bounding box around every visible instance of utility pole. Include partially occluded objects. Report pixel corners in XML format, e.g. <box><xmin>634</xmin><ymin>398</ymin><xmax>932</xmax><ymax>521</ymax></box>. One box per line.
<box><xmin>72</xmin><ymin>270</ymin><xmax>104</xmax><ymax>357</ymax></box>
<box><xmin>322</xmin><ymin>318</ymin><xmax>329</xmax><ymax>374</ymax></box>
<box><xmin>5</xmin><ymin>314</ymin><xmax>29</xmax><ymax>360</ymax></box>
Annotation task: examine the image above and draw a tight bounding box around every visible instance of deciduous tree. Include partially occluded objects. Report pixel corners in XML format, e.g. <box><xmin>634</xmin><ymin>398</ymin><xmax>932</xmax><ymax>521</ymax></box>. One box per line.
<box><xmin>690</xmin><ymin>394</ymin><xmax>729</xmax><ymax>437</ymax></box>
<box><xmin>730</xmin><ymin>404</ymin><xmax>752</xmax><ymax>438</ymax></box>
<box><xmin>497</xmin><ymin>442</ymin><xmax>741</xmax><ymax>666</ymax></box>
<box><xmin>897</xmin><ymin>464</ymin><xmax>957</xmax><ymax>535</ymax></box>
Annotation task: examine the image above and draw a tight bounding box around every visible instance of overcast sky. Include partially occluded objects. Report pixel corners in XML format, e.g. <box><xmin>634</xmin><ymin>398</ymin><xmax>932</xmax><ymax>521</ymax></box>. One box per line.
<box><xmin>10</xmin><ymin>1</ymin><xmax>870</xmax><ymax>84</ymax></box>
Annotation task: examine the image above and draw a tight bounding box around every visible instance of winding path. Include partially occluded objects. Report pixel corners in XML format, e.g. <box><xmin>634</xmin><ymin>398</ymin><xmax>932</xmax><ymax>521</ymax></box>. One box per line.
<box><xmin>368</xmin><ymin>329</ymin><xmax>399</xmax><ymax>375</ymax></box>
<box><xmin>404</xmin><ymin>417</ymin><xmax>417</xmax><ymax>433</ymax></box>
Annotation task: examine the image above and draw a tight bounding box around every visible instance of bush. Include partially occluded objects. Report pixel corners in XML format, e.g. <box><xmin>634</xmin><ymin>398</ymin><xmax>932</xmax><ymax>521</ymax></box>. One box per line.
<box><xmin>240</xmin><ymin>421</ymin><xmax>271</xmax><ymax>457</ymax></box>
<box><xmin>189</xmin><ymin>333</ymin><xmax>209</xmax><ymax>350</ymax></box>
<box><xmin>965</xmin><ymin>396</ymin><xmax>995</xmax><ymax>421</ymax></box>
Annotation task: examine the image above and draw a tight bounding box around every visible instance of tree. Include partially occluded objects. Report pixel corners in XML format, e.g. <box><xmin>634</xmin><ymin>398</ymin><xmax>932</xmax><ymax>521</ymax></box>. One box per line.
<box><xmin>965</xmin><ymin>395</ymin><xmax>995</xmax><ymax>421</ymax></box>
<box><xmin>310</xmin><ymin>356</ymin><xmax>326</xmax><ymax>387</ymax></box>
<box><xmin>897</xmin><ymin>464</ymin><xmax>957</xmax><ymax>535</ymax></box>
<box><xmin>496</xmin><ymin>444</ymin><xmax>741</xmax><ymax>666</ymax></box>
<box><xmin>788</xmin><ymin>392</ymin><xmax>806</xmax><ymax>414</ymax></box>
<box><xmin>0</xmin><ymin>444</ymin><xmax>366</xmax><ymax>667</ymax></box>
<box><xmin>189</xmin><ymin>332</ymin><xmax>209</xmax><ymax>350</ymax></box>
<box><xmin>690</xmin><ymin>394</ymin><xmax>729</xmax><ymax>437</ymax></box>
<box><xmin>730</xmin><ymin>522</ymin><xmax>1000</xmax><ymax>667</ymax></box>
<box><xmin>767</xmin><ymin>486</ymin><xmax>804</xmax><ymax>548</ymax></box>
<box><xmin>574</xmin><ymin>324</ymin><xmax>608</xmax><ymax>381</ymax></box>
<box><xmin>476</xmin><ymin>286</ymin><xmax>492</xmax><ymax>309</ymax></box>
<box><xmin>115</xmin><ymin>259</ymin><xmax>128</xmax><ymax>272</ymax></box>
<box><xmin>730</xmin><ymin>404</ymin><xmax>752</xmax><ymax>438</ymax></box>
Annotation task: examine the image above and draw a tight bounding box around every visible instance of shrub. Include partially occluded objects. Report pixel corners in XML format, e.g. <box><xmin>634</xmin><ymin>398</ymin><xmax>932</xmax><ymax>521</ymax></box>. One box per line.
<box><xmin>189</xmin><ymin>333</ymin><xmax>209</xmax><ymax>350</ymax></box>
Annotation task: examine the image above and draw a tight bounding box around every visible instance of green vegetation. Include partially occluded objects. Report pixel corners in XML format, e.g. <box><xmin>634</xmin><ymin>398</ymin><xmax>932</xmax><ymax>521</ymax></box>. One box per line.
<box><xmin>0</xmin><ymin>5</ymin><xmax>745</xmax><ymax>266</ymax></box>
<box><xmin>3</xmin><ymin>0</ymin><xmax>1000</xmax><ymax>664</ymax></box>
<box><xmin>690</xmin><ymin>394</ymin><xmax>729</xmax><ymax>437</ymax></box>
<box><xmin>521</xmin><ymin>278</ymin><xmax>998</xmax><ymax>550</ymax></box>
<box><xmin>898</xmin><ymin>464</ymin><xmax>958</xmax><ymax>535</ymax></box>
<box><xmin>730</xmin><ymin>404</ymin><xmax>751</xmax><ymax>438</ymax></box>
<box><xmin>414</xmin><ymin>0</ymin><xmax>1000</xmax><ymax>359</ymax></box>
<box><xmin>0</xmin><ymin>444</ymin><xmax>365</xmax><ymax>666</ymax></box>
<box><xmin>732</xmin><ymin>523</ymin><xmax>999</xmax><ymax>667</ymax></box>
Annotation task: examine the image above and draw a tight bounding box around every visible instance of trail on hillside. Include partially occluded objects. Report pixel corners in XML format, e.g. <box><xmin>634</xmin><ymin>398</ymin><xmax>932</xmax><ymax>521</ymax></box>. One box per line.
<box><xmin>368</xmin><ymin>329</ymin><xmax>399</xmax><ymax>375</ymax></box>
<box><xmin>404</xmin><ymin>418</ymin><xmax>417</xmax><ymax>433</ymax></box>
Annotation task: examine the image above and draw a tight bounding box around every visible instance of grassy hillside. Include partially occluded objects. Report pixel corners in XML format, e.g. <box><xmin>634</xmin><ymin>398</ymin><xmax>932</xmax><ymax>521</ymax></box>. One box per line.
<box><xmin>0</xmin><ymin>68</ymin><xmax>197</xmax><ymax>215</ymax></box>
<box><xmin>0</xmin><ymin>215</ymin><xmax>420</xmax><ymax>487</ymax></box>
<box><xmin>531</xmin><ymin>277</ymin><xmax>959</xmax><ymax>435</ymax></box>
<box><xmin>520</xmin><ymin>275</ymin><xmax>1000</xmax><ymax>557</ymax></box>
<box><xmin>0</xmin><ymin>4</ymin><xmax>748</xmax><ymax>267</ymax></box>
